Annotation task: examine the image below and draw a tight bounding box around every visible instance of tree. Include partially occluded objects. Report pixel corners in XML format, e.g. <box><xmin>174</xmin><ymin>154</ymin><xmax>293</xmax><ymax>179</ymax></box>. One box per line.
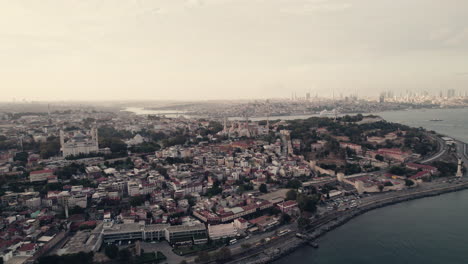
<box><xmin>184</xmin><ymin>195</ymin><xmax>197</xmax><ymax>206</ymax></box>
<box><xmin>100</xmin><ymin>137</ymin><xmax>127</xmax><ymax>153</ymax></box>
<box><xmin>389</xmin><ymin>166</ymin><xmax>412</xmax><ymax>176</ymax></box>
<box><xmin>297</xmin><ymin>217</ymin><xmax>311</xmax><ymax>230</ymax></box>
<box><xmin>206</xmin><ymin>181</ymin><xmax>223</xmax><ymax>197</ymax></box>
<box><xmin>241</xmin><ymin>243</ymin><xmax>252</xmax><ymax>249</ymax></box>
<box><xmin>405</xmin><ymin>179</ymin><xmax>415</xmax><ymax>187</ymax></box>
<box><xmin>130</xmin><ymin>195</ymin><xmax>146</xmax><ymax>207</ymax></box>
<box><xmin>195</xmin><ymin>251</ymin><xmax>211</xmax><ymax>263</ymax></box>
<box><xmin>297</xmin><ymin>194</ymin><xmax>318</xmax><ymax>213</ymax></box>
<box><xmin>37</xmin><ymin>252</ymin><xmax>94</xmax><ymax>264</ymax></box>
<box><xmin>14</xmin><ymin>151</ymin><xmax>28</xmax><ymax>163</ymax></box>
<box><xmin>285</xmin><ymin>189</ymin><xmax>297</xmax><ymax>201</ymax></box>
<box><xmin>118</xmin><ymin>248</ymin><xmax>132</xmax><ymax>262</ymax></box>
<box><xmin>286</xmin><ymin>179</ymin><xmax>302</xmax><ymax>189</ymax></box>
<box><xmin>280</xmin><ymin>213</ymin><xmax>292</xmax><ymax>224</ymax></box>
<box><xmin>378</xmin><ymin>185</ymin><xmax>384</xmax><ymax>192</ymax></box>
<box><xmin>375</xmin><ymin>154</ymin><xmax>384</xmax><ymax>161</ymax></box>
<box><xmin>259</xmin><ymin>183</ymin><xmax>268</xmax><ymax>193</ymax></box>
<box><xmin>215</xmin><ymin>247</ymin><xmax>232</xmax><ymax>262</ymax></box>
<box><xmin>39</xmin><ymin>136</ymin><xmax>61</xmax><ymax>158</ymax></box>
<box><xmin>69</xmin><ymin>205</ymin><xmax>85</xmax><ymax>215</ymax></box>
<box><xmin>104</xmin><ymin>244</ymin><xmax>119</xmax><ymax>259</ymax></box>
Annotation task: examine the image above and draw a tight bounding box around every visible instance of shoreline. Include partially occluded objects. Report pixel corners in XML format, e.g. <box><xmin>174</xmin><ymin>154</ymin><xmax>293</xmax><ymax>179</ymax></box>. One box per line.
<box><xmin>124</xmin><ymin>106</ymin><xmax>468</xmax><ymax>120</ymax></box>
<box><xmin>229</xmin><ymin>180</ymin><xmax>468</xmax><ymax>264</ymax></box>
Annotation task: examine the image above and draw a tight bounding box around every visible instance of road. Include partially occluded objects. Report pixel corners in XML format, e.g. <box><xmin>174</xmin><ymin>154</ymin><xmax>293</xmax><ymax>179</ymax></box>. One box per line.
<box><xmin>421</xmin><ymin>134</ymin><xmax>447</xmax><ymax>164</ymax></box>
<box><xmin>227</xmin><ymin>177</ymin><xmax>468</xmax><ymax>264</ymax></box>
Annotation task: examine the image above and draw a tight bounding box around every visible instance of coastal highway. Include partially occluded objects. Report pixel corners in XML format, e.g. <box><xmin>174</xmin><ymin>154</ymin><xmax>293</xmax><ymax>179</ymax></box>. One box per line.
<box><xmin>228</xmin><ymin>178</ymin><xmax>468</xmax><ymax>264</ymax></box>
<box><xmin>420</xmin><ymin>134</ymin><xmax>447</xmax><ymax>164</ymax></box>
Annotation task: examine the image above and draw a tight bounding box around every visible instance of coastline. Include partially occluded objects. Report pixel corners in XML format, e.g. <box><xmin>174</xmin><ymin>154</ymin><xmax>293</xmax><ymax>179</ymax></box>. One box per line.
<box><xmin>124</xmin><ymin>106</ymin><xmax>468</xmax><ymax>121</ymax></box>
<box><xmin>228</xmin><ymin>180</ymin><xmax>468</xmax><ymax>264</ymax></box>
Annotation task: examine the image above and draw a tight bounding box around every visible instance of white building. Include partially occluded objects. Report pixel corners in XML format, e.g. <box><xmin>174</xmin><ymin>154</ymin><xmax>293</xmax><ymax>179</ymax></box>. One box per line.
<box><xmin>68</xmin><ymin>194</ymin><xmax>87</xmax><ymax>208</ymax></box>
<box><xmin>127</xmin><ymin>181</ymin><xmax>140</xmax><ymax>197</ymax></box>
<box><xmin>208</xmin><ymin>222</ymin><xmax>238</xmax><ymax>240</ymax></box>
<box><xmin>29</xmin><ymin>169</ymin><xmax>54</xmax><ymax>183</ymax></box>
<box><xmin>25</xmin><ymin>197</ymin><xmax>41</xmax><ymax>209</ymax></box>
<box><xmin>60</xmin><ymin>128</ymin><xmax>99</xmax><ymax>157</ymax></box>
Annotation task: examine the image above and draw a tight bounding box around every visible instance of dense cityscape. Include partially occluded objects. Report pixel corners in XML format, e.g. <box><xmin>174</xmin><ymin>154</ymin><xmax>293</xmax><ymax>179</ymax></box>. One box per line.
<box><xmin>2</xmin><ymin>0</ymin><xmax>468</xmax><ymax>263</ymax></box>
<box><xmin>0</xmin><ymin>102</ymin><xmax>466</xmax><ymax>264</ymax></box>
<box><xmin>134</xmin><ymin>90</ymin><xmax>468</xmax><ymax>119</ymax></box>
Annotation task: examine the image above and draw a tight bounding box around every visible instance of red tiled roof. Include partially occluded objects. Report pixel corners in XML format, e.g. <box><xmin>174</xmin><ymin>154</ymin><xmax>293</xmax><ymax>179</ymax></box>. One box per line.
<box><xmin>30</xmin><ymin>169</ymin><xmax>53</xmax><ymax>175</ymax></box>
<box><xmin>18</xmin><ymin>243</ymin><xmax>36</xmax><ymax>251</ymax></box>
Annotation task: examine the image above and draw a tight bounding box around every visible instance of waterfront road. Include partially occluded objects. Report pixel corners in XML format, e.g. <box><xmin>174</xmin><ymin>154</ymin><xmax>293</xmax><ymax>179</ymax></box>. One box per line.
<box><xmin>226</xmin><ymin>177</ymin><xmax>468</xmax><ymax>264</ymax></box>
<box><xmin>421</xmin><ymin>134</ymin><xmax>447</xmax><ymax>164</ymax></box>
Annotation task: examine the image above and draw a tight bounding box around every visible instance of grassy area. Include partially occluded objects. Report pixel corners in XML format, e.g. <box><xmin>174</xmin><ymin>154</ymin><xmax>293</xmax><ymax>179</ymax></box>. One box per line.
<box><xmin>135</xmin><ymin>251</ymin><xmax>166</xmax><ymax>264</ymax></box>
<box><xmin>173</xmin><ymin>244</ymin><xmax>219</xmax><ymax>256</ymax></box>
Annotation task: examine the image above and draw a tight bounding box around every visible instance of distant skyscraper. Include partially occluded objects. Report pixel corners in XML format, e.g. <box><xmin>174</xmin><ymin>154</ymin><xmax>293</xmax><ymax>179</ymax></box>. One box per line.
<box><xmin>306</xmin><ymin>92</ymin><xmax>311</xmax><ymax>100</ymax></box>
<box><xmin>447</xmin><ymin>89</ymin><xmax>456</xmax><ymax>98</ymax></box>
<box><xmin>379</xmin><ymin>93</ymin><xmax>385</xmax><ymax>103</ymax></box>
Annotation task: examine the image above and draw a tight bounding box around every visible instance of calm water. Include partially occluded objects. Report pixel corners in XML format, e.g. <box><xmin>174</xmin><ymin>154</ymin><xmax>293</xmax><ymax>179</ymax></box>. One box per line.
<box><xmin>277</xmin><ymin>107</ymin><xmax>468</xmax><ymax>264</ymax></box>
<box><xmin>121</xmin><ymin>107</ymin><xmax>191</xmax><ymax>118</ymax></box>
<box><xmin>276</xmin><ymin>190</ymin><xmax>468</xmax><ymax>264</ymax></box>
<box><xmin>376</xmin><ymin>108</ymin><xmax>468</xmax><ymax>143</ymax></box>
<box><xmin>124</xmin><ymin>107</ymin><xmax>468</xmax><ymax>144</ymax></box>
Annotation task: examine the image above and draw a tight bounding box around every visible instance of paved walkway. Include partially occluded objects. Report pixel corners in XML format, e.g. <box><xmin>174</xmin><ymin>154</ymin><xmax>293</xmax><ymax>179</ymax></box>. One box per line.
<box><xmin>140</xmin><ymin>241</ymin><xmax>184</xmax><ymax>264</ymax></box>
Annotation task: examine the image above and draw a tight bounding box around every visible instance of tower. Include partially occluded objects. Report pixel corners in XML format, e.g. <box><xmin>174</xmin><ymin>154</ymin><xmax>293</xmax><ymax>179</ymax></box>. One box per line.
<box><xmin>91</xmin><ymin>126</ymin><xmax>99</xmax><ymax>148</ymax></box>
<box><xmin>47</xmin><ymin>104</ymin><xmax>52</xmax><ymax>125</ymax></box>
<box><xmin>59</xmin><ymin>129</ymin><xmax>65</xmax><ymax>147</ymax></box>
<box><xmin>65</xmin><ymin>203</ymin><xmax>69</xmax><ymax>219</ymax></box>
<box><xmin>456</xmin><ymin>157</ymin><xmax>463</xmax><ymax>177</ymax></box>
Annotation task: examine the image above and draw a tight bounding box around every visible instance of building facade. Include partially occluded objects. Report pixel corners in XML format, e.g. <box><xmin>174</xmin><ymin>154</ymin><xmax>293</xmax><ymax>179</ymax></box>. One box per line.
<box><xmin>60</xmin><ymin>128</ymin><xmax>99</xmax><ymax>157</ymax></box>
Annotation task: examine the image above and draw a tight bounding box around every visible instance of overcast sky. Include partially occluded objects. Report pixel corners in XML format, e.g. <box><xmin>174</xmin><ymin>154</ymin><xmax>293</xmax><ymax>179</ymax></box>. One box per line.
<box><xmin>1</xmin><ymin>0</ymin><xmax>468</xmax><ymax>101</ymax></box>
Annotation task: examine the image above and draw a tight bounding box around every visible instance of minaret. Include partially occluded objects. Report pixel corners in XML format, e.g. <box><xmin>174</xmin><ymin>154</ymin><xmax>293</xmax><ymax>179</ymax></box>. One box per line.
<box><xmin>223</xmin><ymin>116</ymin><xmax>228</xmax><ymax>133</ymax></box>
<box><xmin>65</xmin><ymin>203</ymin><xmax>69</xmax><ymax>219</ymax></box>
<box><xmin>91</xmin><ymin>126</ymin><xmax>99</xmax><ymax>148</ymax></box>
<box><xmin>59</xmin><ymin>129</ymin><xmax>65</xmax><ymax>146</ymax></box>
<box><xmin>47</xmin><ymin>104</ymin><xmax>52</xmax><ymax>125</ymax></box>
<box><xmin>456</xmin><ymin>157</ymin><xmax>463</xmax><ymax>177</ymax></box>
<box><xmin>266</xmin><ymin>112</ymin><xmax>270</xmax><ymax>132</ymax></box>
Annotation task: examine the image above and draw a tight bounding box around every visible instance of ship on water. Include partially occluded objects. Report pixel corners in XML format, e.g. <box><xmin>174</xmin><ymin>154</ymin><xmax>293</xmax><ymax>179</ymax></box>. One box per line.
<box><xmin>320</xmin><ymin>109</ymin><xmax>339</xmax><ymax>117</ymax></box>
<box><xmin>429</xmin><ymin>119</ymin><xmax>443</xmax><ymax>122</ymax></box>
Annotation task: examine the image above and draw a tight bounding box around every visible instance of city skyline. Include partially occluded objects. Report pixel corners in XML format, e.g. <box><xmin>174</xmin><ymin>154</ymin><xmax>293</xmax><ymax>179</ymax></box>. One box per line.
<box><xmin>2</xmin><ymin>0</ymin><xmax>468</xmax><ymax>101</ymax></box>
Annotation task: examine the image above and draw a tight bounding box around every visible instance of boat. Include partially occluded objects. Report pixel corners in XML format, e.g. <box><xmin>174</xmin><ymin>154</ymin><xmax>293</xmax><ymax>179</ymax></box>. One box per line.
<box><xmin>429</xmin><ymin>119</ymin><xmax>443</xmax><ymax>122</ymax></box>
<box><xmin>308</xmin><ymin>241</ymin><xmax>319</xmax><ymax>248</ymax></box>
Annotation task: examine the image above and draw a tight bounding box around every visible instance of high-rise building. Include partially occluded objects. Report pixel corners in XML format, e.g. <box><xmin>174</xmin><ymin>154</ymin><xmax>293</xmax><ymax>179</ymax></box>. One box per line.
<box><xmin>447</xmin><ymin>89</ymin><xmax>456</xmax><ymax>98</ymax></box>
<box><xmin>379</xmin><ymin>92</ymin><xmax>385</xmax><ymax>103</ymax></box>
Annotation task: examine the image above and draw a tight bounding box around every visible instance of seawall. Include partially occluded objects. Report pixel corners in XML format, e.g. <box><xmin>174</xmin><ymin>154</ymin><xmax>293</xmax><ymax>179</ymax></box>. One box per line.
<box><xmin>231</xmin><ymin>181</ymin><xmax>468</xmax><ymax>264</ymax></box>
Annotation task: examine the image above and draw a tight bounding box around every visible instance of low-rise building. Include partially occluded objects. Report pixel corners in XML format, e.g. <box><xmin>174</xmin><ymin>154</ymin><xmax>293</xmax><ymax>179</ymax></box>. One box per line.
<box><xmin>30</xmin><ymin>169</ymin><xmax>54</xmax><ymax>182</ymax></box>
<box><xmin>208</xmin><ymin>222</ymin><xmax>237</xmax><ymax>240</ymax></box>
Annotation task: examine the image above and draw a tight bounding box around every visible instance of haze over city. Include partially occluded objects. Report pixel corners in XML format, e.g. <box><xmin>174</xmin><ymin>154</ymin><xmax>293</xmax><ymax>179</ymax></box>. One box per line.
<box><xmin>2</xmin><ymin>1</ymin><xmax>468</xmax><ymax>264</ymax></box>
<box><xmin>2</xmin><ymin>0</ymin><xmax>468</xmax><ymax>101</ymax></box>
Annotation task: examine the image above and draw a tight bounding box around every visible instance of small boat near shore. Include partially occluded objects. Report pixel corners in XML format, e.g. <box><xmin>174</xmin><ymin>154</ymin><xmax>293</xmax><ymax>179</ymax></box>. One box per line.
<box><xmin>307</xmin><ymin>241</ymin><xmax>319</xmax><ymax>248</ymax></box>
<box><xmin>429</xmin><ymin>119</ymin><xmax>443</xmax><ymax>122</ymax></box>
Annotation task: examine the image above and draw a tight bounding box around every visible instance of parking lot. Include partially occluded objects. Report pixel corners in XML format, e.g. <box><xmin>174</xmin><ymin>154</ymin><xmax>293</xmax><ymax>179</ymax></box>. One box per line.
<box><xmin>319</xmin><ymin>194</ymin><xmax>362</xmax><ymax>213</ymax></box>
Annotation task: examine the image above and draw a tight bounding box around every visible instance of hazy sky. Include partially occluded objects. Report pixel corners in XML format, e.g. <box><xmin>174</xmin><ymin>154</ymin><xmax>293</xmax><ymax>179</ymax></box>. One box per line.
<box><xmin>1</xmin><ymin>0</ymin><xmax>468</xmax><ymax>101</ymax></box>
